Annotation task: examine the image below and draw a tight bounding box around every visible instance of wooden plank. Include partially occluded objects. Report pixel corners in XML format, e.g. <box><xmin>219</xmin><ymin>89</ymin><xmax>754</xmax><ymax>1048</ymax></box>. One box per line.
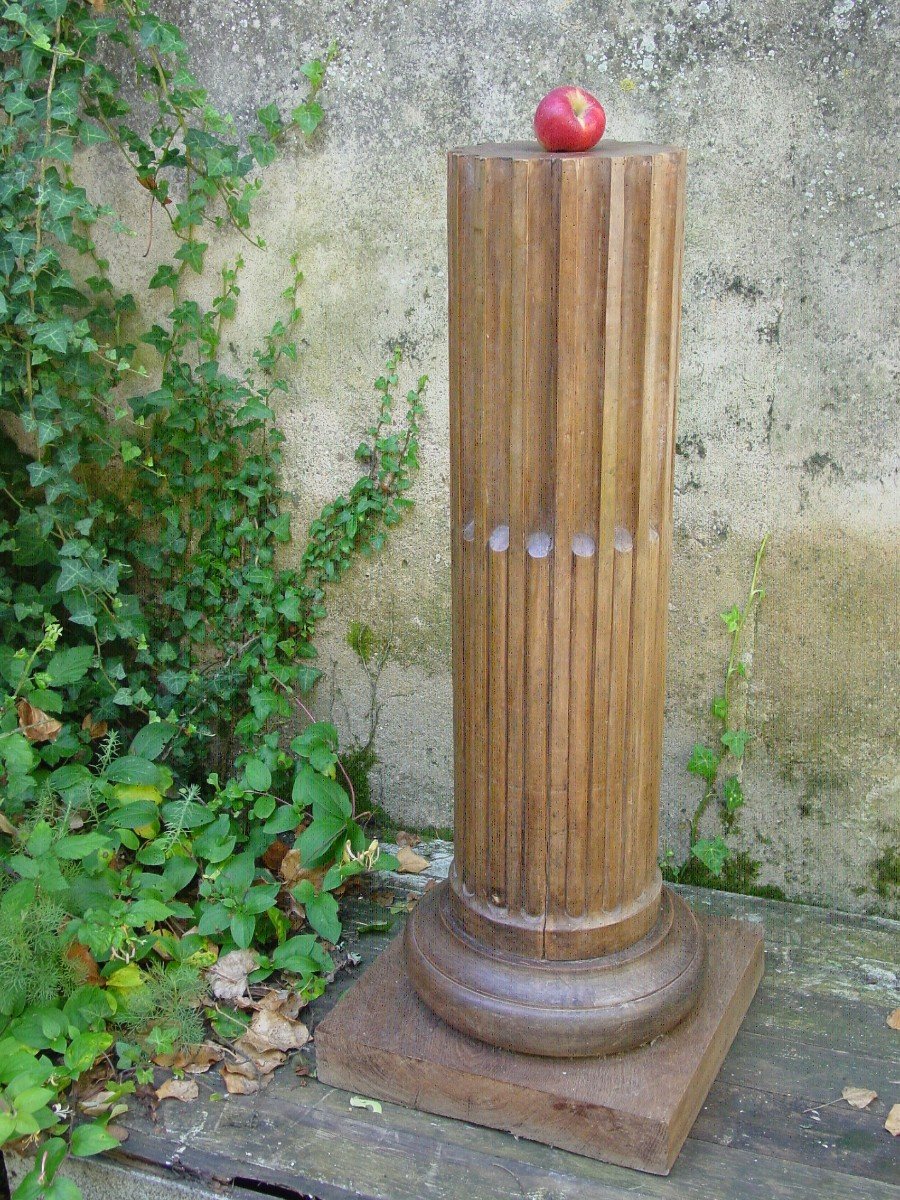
<box><xmin>106</xmin><ymin>887</ymin><xmax>899</xmax><ymax>1200</ymax></box>
<box><xmin>112</xmin><ymin>1088</ymin><xmax>900</xmax><ymax>1200</ymax></box>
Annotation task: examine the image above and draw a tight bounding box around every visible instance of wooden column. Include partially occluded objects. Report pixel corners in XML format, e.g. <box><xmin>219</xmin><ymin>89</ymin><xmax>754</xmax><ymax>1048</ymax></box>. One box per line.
<box><xmin>405</xmin><ymin>141</ymin><xmax>706</xmax><ymax>1056</ymax></box>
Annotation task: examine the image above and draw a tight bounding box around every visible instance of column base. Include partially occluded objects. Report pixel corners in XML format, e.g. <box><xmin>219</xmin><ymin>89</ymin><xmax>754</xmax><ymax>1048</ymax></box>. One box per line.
<box><xmin>404</xmin><ymin>881</ymin><xmax>705</xmax><ymax>1057</ymax></box>
<box><xmin>315</xmin><ymin>910</ymin><xmax>763</xmax><ymax>1174</ymax></box>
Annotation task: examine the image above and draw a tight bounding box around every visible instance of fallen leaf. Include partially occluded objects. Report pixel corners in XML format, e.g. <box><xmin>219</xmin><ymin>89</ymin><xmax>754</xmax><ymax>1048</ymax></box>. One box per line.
<box><xmin>0</xmin><ymin>812</ymin><xmax>17</xmax><ymax>837</ymax></box>
<box><xmin>104</xmin><ymin>1124</ymin><xmax>128</xmax><ymax>1144</ymax></box>
<box><xmin>887</xmin><ymin>1008</ymin><xmax>900</xmax><ymax>1031</ymax></box>
<box><xmin>395</xmin><ymin>845</ymin><xmax>429</xmax><ymax>874</ymax></box>
<box><xmin>886</xmin><ymin>1105</ymin><xmax>900</xmax><ymax>1137</ymax></box>
<box><xmin>65</xmin><ymin>942</ymin><xmax>102</xmax><ymax>985</ymax></box>
<box><xmin>237</xmin><ymin>1006</ymin><xmax>310</xmax><ymax>1061</ymax></box>
<box><xmin>221</xmin><ymin>1061</ymin><xmax>264</xmax><ymax>1095</ymax></box>
<box><xmin>207</xmin><ymin>948</ymin><xmax>258</xmax><ymax>1003</ymax></box>
<box><xmin>843</xmin><ymin>1086</ymin><xmax>878</xmax><ymax>1109</ymax></box>
<box><xmin>81</xmin><ymin>713</ymin><xmax>108</xmax><ymax>740</ymax></box>
<box><xmin>155</xmin><ymin>1078</ymin><xmax>199</xmax><ymax>1103</ymax></box>
<box><xmin>262</xmin><ymin>839</ymin><xmax>290</xmax><ymax>872</ymax></box>
<box><xmin>371</xmin><ymin>889</ymin><xmax>395</xmax><ymax>908</ymax></box>
<box><xmin>279</xmin><ymin>849</ymin><xmax>325</xmax><ymax>890</ymax></box>
<box><xmin>350</xmin><ymin>1096</ymin><xmax>382</xmax><ymax>1113</ymax></box>
<box><xmin>17</xmin><ymin>699</ymin><xmax>62</xmax><ymax>743</ymax></box>
<box><xmin>396</xmin><ymin>830</ymin><xmax>420</xmax><ymax>848</ymax></box>
<box><xmin>78</xmin><ymin>1089</ymin><xmax>116</xmax><ymax>1116</ymax></box>
<box><xmin>254</xmin><ymin>988</ymin><xmax>304</xmax><ymax>1020</ymax></box>
<box><xmin>153</xmin><ymin>1042</ymin><xmax>224</xmax><ymax>1074</ymax></box>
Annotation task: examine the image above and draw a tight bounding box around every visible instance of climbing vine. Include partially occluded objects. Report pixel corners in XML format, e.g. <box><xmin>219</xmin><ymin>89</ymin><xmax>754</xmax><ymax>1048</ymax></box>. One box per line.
<box><xmin>0</xmin><ymin>2</ymin><xmax>426</xmax><ymax>1195</ymax></box>
<box><xmin>665</xmin><ymin>535</ymin><xmax>769</xmax><ymax>884</ymax></box>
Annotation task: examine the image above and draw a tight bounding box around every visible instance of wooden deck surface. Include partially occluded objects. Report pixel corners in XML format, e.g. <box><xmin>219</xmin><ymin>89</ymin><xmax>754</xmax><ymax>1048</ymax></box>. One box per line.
<box><xmin>111</xmin><ymin>885</ymin><xmax>899</xmax><ymax>1199</ymax></box>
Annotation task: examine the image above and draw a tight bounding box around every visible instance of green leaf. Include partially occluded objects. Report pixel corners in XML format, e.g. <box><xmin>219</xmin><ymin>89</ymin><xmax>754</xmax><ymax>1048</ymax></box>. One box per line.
<box><xmin>104</xmin><ymin>756</ymin><xmax>162</xmax><ymax>786</ymax></box>
<box><xmin>686</xmin><ymin>744</ymin><xmax>719</xmax><ymax>782</ymax></box>
<box><xmin>242</xmin><ymin>757</ymin><xmax>271</xmax><ymax>792</ymax></box>
<box><xmin>70</xmin><ymin>1122</ymin><xmax>121</xmax><ymax>1158</ymax></box>
<box><xmin>303</xmin><ymin>890</ymin><xmax>342</xmax><ymax>943</ymax></box>
<box><xmin>299</xmin><ymin>59</ymin><xmax>327</xmax><ymax>89</ymax></box>
<box><xmin>230</xmin><ymin>911</ymin><xmax>256</xmax><ymax>949</ymax></box>
<box><xmin>710</xmin><ymin>695</ymin><xmax>728</xmax><ymax>722</ymax></box>
<box><xmin>174</xmin><ymin>241</ymin><xmax>207</xmax><ymax>273</ymax></box>
<box><xmin>64</xmin><ymin>1030</ymin><xmax>114</xmax><ymax>1074</ymax></box>
<box><xmin>722</xmin><ymin>776</ymin><xmax>745</xmax><ymax>812</ymax></box>
<box><xmin>291</xmin><ymin>100</ymin><xmax>324</xmax><ymax>136</ymax></box>
<box><xmin>32</xmin><ymin>319</ymin><xmax>71</xmax><ymax>354</ymax></box>
<box><xmin>691</xmin><ymin>837</ymin><xmax>729</xmax><ymax>876</ymax></box>
<box><xmin>721</xmin><ymin>729</ymin><xmax>751</xmax><ymax>758</ymax></box>
<box><xmin>297</xmin><ymin>814</ymin><xmax>347</xmax><ymax>867</ymax></box>
<box><xmin>129</xmin><ymin>721</ymin><xmax>176</xmax><ymax>761</ymax></box>
<box><xmin>44</xmin><ymin>645</ymin><xmax>94</xmax><ymax>686</ymax></box>
<box><xmin>256</xmin><ymin>102</ymin><xmax>283</xmax><ymax>137</ymax></box>
<box><xmin>720</xmin><ymin>604</ymin><xmax>742</xmax><ymax>633</ymax></box>
<box><xmin>55</xmin><ymin>832</ymin><xmax>113</xmax><ymax>860</ymax></box>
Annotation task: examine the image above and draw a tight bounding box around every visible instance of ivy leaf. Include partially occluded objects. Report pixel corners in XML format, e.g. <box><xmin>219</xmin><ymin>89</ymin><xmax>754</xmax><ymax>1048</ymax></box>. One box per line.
<box><xmin>721</xmin><ymin>729</ymin><xmax>750</xmax><ymax>758</ymax></box>
<box><xmin>722</xmin><ymin>776</ymin><xmax>745</xmax><ymax>813</ymax></box>
<box><xmin>691</xmin><ymin>837</ymin><xmax>729</xmax><ymax>877</ymax></box>
<box><xmin>686</xmin><ymin>744</ymin><xmax>719</xmax><ymax>782</ymax></box>
<box><xmin>291</xmin><ymin>101</ymin><xmax>324</xmax><ymax>136</ymax></box>
<box><xmin>300</xmin><ymin>59</ymin><xmax>327</xmax><ymax>89</ymax></box>
<box><xmin>720</xmin><ymin>604</ymin><xmax>742</xmax><ymax>633</ymax></box>
<box><xmin>174</xmin><ymin>241</ymin><xmax>207</xmax><ymax>273</ymax></box>
<box><xmin>256</xmin><ymin>102</ymin><xmax>283</xmax><ymax>137</ymax></box>
<box><xmin>32</xmin><ymin>320</ymin><xmax>72</xmax><ymax>354</ymax></box>
<box><xmin>710</xmin><ymin>695</ymin><xmax>728</xmax><ymax>722</ymax></box>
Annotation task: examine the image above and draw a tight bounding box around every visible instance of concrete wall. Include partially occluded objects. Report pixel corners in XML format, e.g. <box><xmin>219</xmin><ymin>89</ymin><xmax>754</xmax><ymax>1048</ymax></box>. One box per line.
<box><xmin>94</xmin><ymin>1</ymin><xmax>898</xmax><ymax>913</ymax></box>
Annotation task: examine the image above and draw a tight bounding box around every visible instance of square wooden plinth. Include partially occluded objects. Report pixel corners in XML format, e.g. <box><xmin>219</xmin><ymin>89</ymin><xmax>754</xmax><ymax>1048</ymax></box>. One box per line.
<box><xmin>315</xmin><ymin>913</ymin><xmax>763</xmax><ymax>1175</ymax></box>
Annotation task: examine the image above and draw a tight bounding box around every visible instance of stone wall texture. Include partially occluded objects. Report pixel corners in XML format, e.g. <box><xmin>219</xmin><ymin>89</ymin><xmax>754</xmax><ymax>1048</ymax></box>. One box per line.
<box><xmin>90</xmin><ymin>1</ymin><xmax>898</xmax><ymax>913</ymax></box>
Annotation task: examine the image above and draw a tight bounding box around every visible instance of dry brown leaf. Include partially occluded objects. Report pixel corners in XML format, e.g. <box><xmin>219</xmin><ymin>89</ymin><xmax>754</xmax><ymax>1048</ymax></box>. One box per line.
<box><xmin>843</xmin><ymin>1086</ymin><xmax>878</xmax><ymax>1109</ymax></box>
<box><xmin>886</xmin><ymin>1105</ymin><xmax>900</xmax><ymax>1137</ymax></box>
<box><xmin>395</xmin><ymin>845</ymin><xmax>429</xmax><ymax>874</ymax></box>
<box><xmin>396</xmin><ymin>830</ymin><xmax>420</xmax><ymax>848</ymax></box>
<box><xmin>17</xmin><ymin>699</ymin><xmax>62</xmax><ymax>744</ymax></box>
<box><xmin>81</xmin><ymin>713</ymin><xmax>108</xmax><ymax>740</ymax></box>
<box><xmin>153</xmin><ymin>1042</ymin><xmax>224</xmax><ymax>1074</ymax></box>
<box><xmin>0</xmin><ymin>811</ymin><xmax>17</xmax><ymax>837</ymax></box>
<box><xmin>65</xmin><ymin>942</ymin><xmax>101</xmax><ymax>985</ymax></box>
<box><xmin>206</xmin><ymin>948</ymin><xmax>258</xmax><ymax>1003</ymax></box>
<box><xmin>279</xmin><ymin>850</ymin><xmax>325</xmax><ymax>890</ymax></box>
<box><xmin>221</xmin><ymin>1061</ymin><xmax>264</xmax><ymax>1095</ymax></box>
<box><xmin>254</xmin><ymin>988</ymin><xmax>304</xmax><ymax>1020</ymax></box>
<box><xmin>262</xmin><ymin>839</ymin><xmax>290</xmax><ymax>872</ymax></box>
<box><xmin>104</xmin><ymin>1124</ymin><xmax>128</xmax><ymax>1145</ymax></box>
<box><xmin>371</xmin><ymin>888</ymin><xmax>395</xmax><ymax>908</ymax></box>
<box><xmin>155</xmin><ymin>1078</ymin><xmax>198</xmax><ymax>1103</ymax></box>
<box><xmin>251</xmin><ymin>1008</ymin><xmax>309</xmax><ymax>1053</ymax></box>
<box><xmin>887</xmin><ymin>1008</ymin><xmax>900</xmax><ymax>1031</ymax></box>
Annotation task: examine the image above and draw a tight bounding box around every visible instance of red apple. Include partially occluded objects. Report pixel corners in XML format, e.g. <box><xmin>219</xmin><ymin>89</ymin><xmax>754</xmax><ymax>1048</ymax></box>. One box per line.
<box><xmin>533</xmin><ymin>86</ymin><xmax>606</xmax><ymax>152</ymax></box>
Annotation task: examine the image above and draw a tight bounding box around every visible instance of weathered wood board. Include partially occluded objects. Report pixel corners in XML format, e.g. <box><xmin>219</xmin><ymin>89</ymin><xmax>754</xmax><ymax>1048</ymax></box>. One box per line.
<box><xmin>35</xmin><ymin>886</ymin><xmax>898</xmax><ymax>1200</ymax></box>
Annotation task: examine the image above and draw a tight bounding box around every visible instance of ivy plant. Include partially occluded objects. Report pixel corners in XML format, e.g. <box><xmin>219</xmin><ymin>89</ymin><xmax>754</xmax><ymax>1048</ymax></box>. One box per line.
<box><xmin>0</xmin><ymin>2</ymin><xmax>425</xmax><ymax>1196</ymax></box>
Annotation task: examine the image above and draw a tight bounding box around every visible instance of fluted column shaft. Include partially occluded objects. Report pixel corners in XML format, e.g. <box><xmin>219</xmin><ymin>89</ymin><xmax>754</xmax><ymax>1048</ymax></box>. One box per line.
<box><xmin>447</xmin><ymin>142</ymin><xmax>686</xmax><ymax>962</ymax></box>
